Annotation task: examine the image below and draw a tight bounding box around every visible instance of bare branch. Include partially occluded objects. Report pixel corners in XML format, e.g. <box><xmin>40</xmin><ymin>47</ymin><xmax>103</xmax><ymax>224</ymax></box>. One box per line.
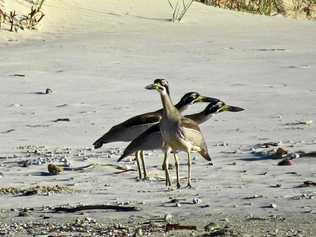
<box><xmin>168</xmin><ymin>0</ymin><xmax>174</xmax><ymax>9</ymax></box>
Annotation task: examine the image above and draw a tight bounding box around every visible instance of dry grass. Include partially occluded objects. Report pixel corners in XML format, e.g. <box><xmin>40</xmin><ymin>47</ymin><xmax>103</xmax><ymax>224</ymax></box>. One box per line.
<box><xmin>168</xmin><ymin>0</ymin><xmax>194</xmax><ymax>22</ymax></box>
<box><xmin>0</xmin><ymin>0</ymin><xmax>45</xmax><ymax>32</ymax></box>
<box><xmin>0</xmin><ymin>185</ymin><xmax>75</xmax><ymax>195</ymax></box>
<box><xmin>198</xmin><ymin>0</ymin><xmax>316</xmax><ymax>19</ymax></box>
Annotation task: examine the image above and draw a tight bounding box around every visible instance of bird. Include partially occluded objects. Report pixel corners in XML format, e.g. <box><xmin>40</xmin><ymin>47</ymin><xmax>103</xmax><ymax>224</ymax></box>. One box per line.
<box><xmin>118</xmin><ymin>100</ymin><xmax>244</xmax><ymax>184</ymax></box>
<box><xmin>144</xmin><ymin>79</ymin><xmax>216</xmax><ymax>188</ymax></box>
<box><xmin>93</xmin><ymin>79</ymin><xmax>217</xmax><ymax>149</ymax></box>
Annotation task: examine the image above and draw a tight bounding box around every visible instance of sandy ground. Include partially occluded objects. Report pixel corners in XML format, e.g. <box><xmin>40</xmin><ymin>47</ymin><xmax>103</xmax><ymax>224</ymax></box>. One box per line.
<box><xmin>0</xmin><ymin>1</ymin><xmax>316</xmax><ymax>236</ymax></box>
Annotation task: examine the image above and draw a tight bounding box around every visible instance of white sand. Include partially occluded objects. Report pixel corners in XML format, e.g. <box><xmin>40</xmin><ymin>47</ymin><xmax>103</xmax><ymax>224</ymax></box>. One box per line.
<box><xmin>0</xmin><ymin>0</ymin><xmax>315</xmax><ymax>235</ymax></box>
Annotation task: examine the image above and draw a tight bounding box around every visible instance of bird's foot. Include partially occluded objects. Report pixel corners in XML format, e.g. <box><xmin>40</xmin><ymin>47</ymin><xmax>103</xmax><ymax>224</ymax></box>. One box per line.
<box><xmin>162</xmin><ymin>163</ymin><xmax>173</xmax><ymax>170</ymax></box>
<box><xmin>185</xmin><ymin>183</ymin><xmax>192</xmax><ymax>189</ymax></box>
<box><xmin>177</xmin><ymin>183</ymin><xmax>181</xmax><ymax>189</ymax></box>
<box><xmin>167</xmin><ymin>186</ymin><xmax>175</xmax><ymax>192</ymax></box>
<box><xmin>142</xmin><ymin>175</ymin><xmax>150</xmax><ymax>181</ymax></box>
<box><xmin>165</xmin><ymin>180</ymin><xmax>172</xmax><ymax>187</ymax></box>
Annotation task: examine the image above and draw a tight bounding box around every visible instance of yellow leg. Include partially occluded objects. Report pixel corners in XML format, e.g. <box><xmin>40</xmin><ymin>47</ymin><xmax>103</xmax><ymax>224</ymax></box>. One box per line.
<box><xmin>140</xmin><ymin>150</ymin><xmax>148</xmax><ymax>180</ymax></box>
<box><xmin>174</xmin><ymin>153</ymin><xmax>181</xmax><ymax>189</ymax></box>
<box><xmin>163</xmin><ymin>151</ymin><xmax>171</xmax><ymax>186</ymax></box>
<box><xmin>187</xmin><ymin>151</ymin><xmax>192</xmax><ymax>188</ymax></box>
<box><xmin>135</xmin><ymin>151</ymin><xmax>142</xmax><ymax>180</ymax></box>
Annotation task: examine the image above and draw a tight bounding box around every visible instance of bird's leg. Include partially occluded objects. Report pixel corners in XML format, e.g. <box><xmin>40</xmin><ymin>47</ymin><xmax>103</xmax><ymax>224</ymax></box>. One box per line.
<box><xmin>161</xmin><ymin>141</ymin><xmax>168</xmax><ymax>170</ymax></box>
<box><xmin>186</xmin><ymin>151</ymin><xmax>192</xmax><ymax>188</ymax></box>
<box><xmin>163</xmin><ymin>151</ymin><xmax>172</xmax><ymax>186</ymax></box>
<box><xmin>174</xmin><ymin>153</ymin><xmax>181</xmax><ymax>189</ymax></box>
<box><xmin>140</xmin><ymin>150</ymin><xmax>148</xmax><ymax>180</ymax></box>
<box><xmin>162</xmin><ymin>159</ymin><xmax>168</xmax><ymax>170</ymax></box>
<box><xmin>135</xmin><ymin>151</ymin><xmax>142</xmax><ymax>180</ymax></box>
<box><xmin>162</xmin><ymin>157</ymin><xmax>170</xmax><ymax>170</ymax></box>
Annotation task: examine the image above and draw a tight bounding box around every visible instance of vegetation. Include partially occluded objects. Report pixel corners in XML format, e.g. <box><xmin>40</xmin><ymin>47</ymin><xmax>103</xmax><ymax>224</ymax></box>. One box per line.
<box><xmin>198</xmin><ymin>0</ymin><xmax>277</xmax><ymax>15</ymax></box>
<box><xmin>168</xmin><ymin>0</ymin><xmax>194</xmax><ymax>22</ymax></box>
<box><xmin>166</xmin><ymin>0</ymin><xmax>316</xmax><ymax>22</ymax></box>
<box><xmin>0</xmin><ymin>0</ymin><xmax>45</xmax><ymax>32</ymax></box>
<box><xmin>198</xmin><ymin>0</ymin><xmax>316</xmax><ymax>19</ymax></box>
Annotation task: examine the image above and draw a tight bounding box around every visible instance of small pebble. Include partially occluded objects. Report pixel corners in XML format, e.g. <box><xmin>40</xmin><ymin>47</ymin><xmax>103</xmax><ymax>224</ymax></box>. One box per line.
<box><xmin>45</xmin><ymin>88</ymin><xmax>53</xmax><ymax>94</ymax></box>
<box><xmin>289</xmin><ymin>153</ymin><xmax>300</xmax><ymax>159</ymax></box>
<box><xmin>17</xmin><ymin>211</ymin><xmax>29</xmax><ymax>217</ymax></box>
<box><xmin>303</xmin><ymin>120</ymin><xmax>313</xmax><ymax>125</ymax></box>
<box><xmin>275</xmin><ymin>147</ymin><xmax>288</xmax><ymax>157</ymax></box>
<box><xmin>204</xmin><ymin>222</ymin><xmax>220</xmax><ymax>232</ymax></box>
<box><xmin>135</xmin><ymin>228</ymin><xmax>143</xmax><ymax>236</ymax></box>
<box><xmin>192</xmin><ymin>197</ymin><xmax>202</xmax><ymax>204</ymax></box>
<box><xmin>264</xmin><ymin>203</ymin><xmax>277</xmax><ymax>209</ymax></box>
<box><xmin>9</xmin><ymin>103</ymin><xmax>22</xmax><ymax>107</ymax></box>
<box><xmin>270</xmin><ymin>184</ymin><xmax>281</xmax><ymax>188</ymax></box>
<box><xmin>164</xmin><ymin>213</ymin><xmax>173</xmax><ymax>223</ymax></box>
<box><xmin>47</xmin><ymin>164</ymin><xmax>63</xmax><ymax>175</ymax></box>
<box><xmin>271</xmin><ymin>203</ymin><xmax>277</xmax><ymax>208</ymax></box>
<box><xmin>278</xmin><ymin>159</ymin><xmax>293</xmax><ymax>166</ymax></box>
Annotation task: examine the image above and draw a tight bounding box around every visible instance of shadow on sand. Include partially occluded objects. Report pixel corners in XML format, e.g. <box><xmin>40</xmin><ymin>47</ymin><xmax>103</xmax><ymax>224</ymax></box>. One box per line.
<box><xmin>132</xmin><ymin>15</ymin><xmax>171</xmax><ymax>22</ymax></box>
<box><xmin>239</xmin><ymin>153</ymin><xmax>280</xmax><ymax>162</ymax></box>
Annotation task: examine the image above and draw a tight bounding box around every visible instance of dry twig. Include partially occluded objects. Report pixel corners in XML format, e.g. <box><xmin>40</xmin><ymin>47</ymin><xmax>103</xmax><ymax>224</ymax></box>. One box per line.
<box><xmin>53</xmin><ymin>204</ymin><xmax>140</xmax><ymax>213</ymax></box>
<box><xmin>168</xmin><ymin>0</ymin><xmax>194</xmax><ymax>22</ymax></box>
<box><xmin>0</xmin><ymin>0</ymin><xmax>45</xmax><ymax>32</ymax></box>
<box><xmin>166</xmin><ymin>223</ymin><xmax>197</xmax><ymax>231</ymax></box>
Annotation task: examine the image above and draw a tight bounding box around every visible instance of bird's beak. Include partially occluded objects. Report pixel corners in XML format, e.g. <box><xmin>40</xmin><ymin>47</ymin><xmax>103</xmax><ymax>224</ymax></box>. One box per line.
<box><xmin>145</xmin><ymin>83</ymin><xmax>157</xmax><ymax>90</ymax></box>
<box><xmin>221</xmin><ymin>104</ymin><xmax>245</xmax><ymax>112</ymax></box>
<box><xmin>193</xmin><ymin>96</ymin><xmax>220</xmax><ymax>104</ymax></box>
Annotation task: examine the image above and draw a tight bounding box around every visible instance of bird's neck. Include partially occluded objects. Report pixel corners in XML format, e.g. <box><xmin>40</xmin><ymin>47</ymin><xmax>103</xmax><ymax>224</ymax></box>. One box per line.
<box><xmin>159</xmin><ymin>90</ymin><xmax>180</xmax><ymax>119</ymax></box>
<box><xmin>175</xmin><ymin>100</ymin><xmax>189</xmax><ymax>113</ymax></box>
<box><xmin>186</xmin><ymin>111</ymin><xmax>215</xmax><ymax>124</ymax></box>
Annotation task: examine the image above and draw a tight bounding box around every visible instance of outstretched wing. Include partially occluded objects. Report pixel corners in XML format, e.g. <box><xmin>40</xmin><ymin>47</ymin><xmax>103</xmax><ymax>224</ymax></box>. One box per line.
<box><xmin>119</xmin><ymin>111</ymin><xmax>162</xmax><ymax>128</ymax></box>
<box><xmin>93</xmin><ymin>110</ymin><xmax>162</xmax><ymax>148</ymax></box>
<box><xmin>118</xmin><ymin>123</ymin><xmax>161</xmax><ymax>161</ymax></box>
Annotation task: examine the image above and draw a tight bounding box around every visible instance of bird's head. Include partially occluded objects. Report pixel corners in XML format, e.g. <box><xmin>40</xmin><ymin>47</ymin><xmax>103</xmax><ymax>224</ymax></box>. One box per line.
<box><xmin>145</xmin><ymin>79</ymin><xmax>170</xmax><ymax>95</ymax></box>
<box><xmin>179</xmin><ymin>92</ymin><xmax>220</xmax><ymax>106</ymax></box>
<box><xmin>204</xmin><ymin>101</ymin><xmax>245</xmax><ymax>115</ymax></box>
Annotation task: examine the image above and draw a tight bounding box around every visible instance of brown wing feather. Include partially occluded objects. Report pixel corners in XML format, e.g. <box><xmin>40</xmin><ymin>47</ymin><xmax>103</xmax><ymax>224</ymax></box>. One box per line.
<box><xmin>179</xmin><ymin>117</ymin><xmax>211</xmax><ymax>161</ymax></box>
<box><xmin>180</xmin><ymin>117</ymin><xmax>201</xmax><ymax>133</ymax></box>
<box><xmin>93</xmin><ymin>109</ymin><xmax>162</xmax><ymax>148</ymax></box>
<box><xmin>119</xmin><ymin>110</ymin><xmax>162</xmax><ymax>128</ymax></box>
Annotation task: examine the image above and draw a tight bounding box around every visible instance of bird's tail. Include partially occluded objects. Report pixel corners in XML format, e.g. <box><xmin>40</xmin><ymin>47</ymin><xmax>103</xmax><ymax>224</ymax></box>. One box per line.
<box><xmin>117</xmin><ymin>152</ymin><xmax>128</xmax><ymax>162</ymax></box>
<box><xmin>199</xmin><ymin>148</ymin><xmax>213</xmax><ymax>164</ymax></box>
<box><xmin>93</xmin><ymin>127</ymin><xmax>120</xmax><ymax>149</ymax></box>
<box><xmin>93</xmin><ymin>134</ymin><xmax>110</xmax><ymax>149</ymax></box>
<box><xmin>93</xmin><ymin>140</ymin><xmax>102</xmax><ymax>149</ymax></box>
<box><xmin>117</xmin><ymin>143</ymin><xmax>137</xmax><ymax>162</ymax></box>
